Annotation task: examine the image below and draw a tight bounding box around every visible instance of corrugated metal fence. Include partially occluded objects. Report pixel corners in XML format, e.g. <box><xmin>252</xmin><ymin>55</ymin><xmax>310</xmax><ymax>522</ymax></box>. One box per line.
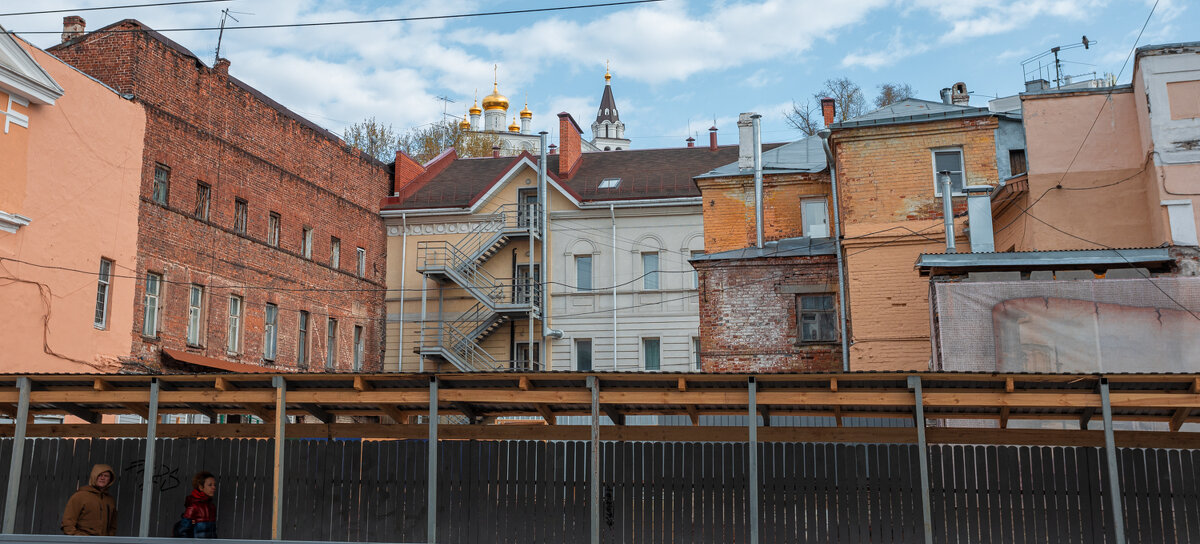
<box><xmin>1</xmin><ymin>438</ymin><xmax>1198</xmax><ymax>543</ymax></box>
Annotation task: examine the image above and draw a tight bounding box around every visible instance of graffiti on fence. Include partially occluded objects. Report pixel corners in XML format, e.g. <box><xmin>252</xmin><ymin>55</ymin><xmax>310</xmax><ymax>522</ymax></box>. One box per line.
<box><xmin>122</xmin><ymin>459</ymin><xmax>181</xmax><ymax>492</ymax></box>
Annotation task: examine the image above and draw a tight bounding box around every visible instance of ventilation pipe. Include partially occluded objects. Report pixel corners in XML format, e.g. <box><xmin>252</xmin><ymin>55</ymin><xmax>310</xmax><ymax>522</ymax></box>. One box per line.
<box><xmin>752</xmin><ymin>114</ymin><xmax>764</xmax><ymax>249</ymax></box>
<box><xmin>939</xmin><ymin>171</ymin><xmax>956</xmax><ymax>253</ymax></box>
<box><xmin>539</xmin><ymin>131</ymin><xmax>564</xmax><ymax>342</ymax></box>
<box><xmin>819</xmin><ymin>130</ymin><xmax>850</xmax><ymax>372</ymax></box>
<box><xmin>939</xmin><ymin>88</ymin><xmax>953</xmax><ymax>105</ymax></box>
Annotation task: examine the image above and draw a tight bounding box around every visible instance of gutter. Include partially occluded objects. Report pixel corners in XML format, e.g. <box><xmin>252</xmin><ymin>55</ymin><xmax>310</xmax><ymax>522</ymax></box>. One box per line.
<box><xmin>819</xmin><ymin>129</ymin><xmax>851</xmax><ymax>372</ymax></box>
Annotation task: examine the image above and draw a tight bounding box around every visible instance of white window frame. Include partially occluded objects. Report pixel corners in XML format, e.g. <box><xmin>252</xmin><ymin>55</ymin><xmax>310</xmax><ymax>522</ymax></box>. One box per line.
<box><xmin>187</xmin><ymin>284</ymin><xmax>204</xmax><ymax>346</ymax></box>
<box><xmin>142</xmin><ymin>272</ymin><xmax>162</xmax><ymax>337</ymax></box>
<box><xmin>263</xmin><ymin>303</ymin><xmax>278</xmax><ymax>361</ymax></box>
<box><xmin>302</xmin><ymin>228</ymin><xmax>313</xmax><ymax>259</ymax></box>
<box><xmin>931</xmin><ymin>147</ymin><xmax>966</xmax><ymax>197</ymax></box>
<box><xmin>691</xmin><ymin>336</ymin><xmax>701</xmax><ymax>371</ymax></box>
<box><xmin>356</xmin><ymin>247</ymin><xmax>366</xmax><ymax>277</ymax></box>
<box><xmin>641</xmin><ymin>252</ymin><xmax>660</xmax><ymax>290</ymax></box>
<box><xmin>640</xmin><ymin>336</ymin><xmax>661</xmax><ymax>371</ymax></box>
<box><xmin>331</xmin><ymin>237</ymin><xmax>341</xmax><ymax>268</ymax></box>
<box><xmin>353</xmin><ymin>325</ymin><xmax>364</xmax><ymax>371</ymax></box>
<box><xmin>575</xmin><ymin>338</ymin><xmax>593</xmax><ymax>371</ymax></box>
<box><xmin>801</xmin><ymin>197</ymin><xmax>830</xmax><ymax>238</ymax></box>
<box><xmin>94</xmin><ymin>258</ymin><xmax>113</xmax><ymax>329</ymax></box>
<box><xmin>575</xmin><ymin>254</ymin><xmax>593</xmax><ymax>291</ymax></box>
<box><xmin>227</xmin><ymin>295</ymin><xmax>243</xmax><ymax>354</ymax></box>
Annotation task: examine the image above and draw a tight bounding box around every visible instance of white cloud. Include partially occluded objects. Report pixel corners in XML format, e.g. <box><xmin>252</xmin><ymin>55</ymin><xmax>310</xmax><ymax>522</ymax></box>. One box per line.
<box><xmin>841</xmin><ymin>28</ymin><xmax>931</xmax><ymax>69</ymax></box>
<box><xmin>908</xmin><ymin>0</ymin><xmax>1105</xmax><ymax>43</ymax></box>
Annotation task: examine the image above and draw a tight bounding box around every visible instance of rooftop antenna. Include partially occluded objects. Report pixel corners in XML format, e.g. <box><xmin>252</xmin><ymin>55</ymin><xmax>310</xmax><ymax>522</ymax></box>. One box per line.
<box><xmin>214</xmin><ymin>8</ymin><xmax>252</xmax><ymax>65</ymax></box>
<box><xmin>435</xmin><ymin>95</ymin><xmax>456</xmax><ymax>122</ymax></box>
<box><xmin>1021</xmin><ymin>35</ymin><xmax>1096</xmax><ymax>89</ymax></box>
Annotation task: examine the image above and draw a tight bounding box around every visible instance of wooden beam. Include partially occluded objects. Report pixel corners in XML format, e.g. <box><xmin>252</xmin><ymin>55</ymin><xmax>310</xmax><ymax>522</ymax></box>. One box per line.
<box><xmin>122</xmin><ymin>403</ymin><xmax>149</xmax><ymax>420</ymax></box>
<box><xmin>759</xmin><ymin>406</ymin><xmax>771</xmax><ymax>427</ymax></box>
<box><xmin>54</xmin><ymin>403</ymin><xmax>99</xmax><ymax>424</ymax></box>
<box><xmin>242</xmin><ymin>404</ymin><xmax>274</xmax><ymax>424</ymax></box>
<box><xmin>353</xmin><ymin>376</ymin><xmax>373</xmax><ymax>392</ymax></box>
<box><xmin>453</xmin><ymin>402</ymin><xmax>480</xmax><ymax>424</ymax></box>
<box><xmin>93</xmin><ymin>379</ymin><xmax>113</xmax><ymax>392</ymax></box>
<box><xmin>518</xmin><ymin>376</ymin><xmax>531</xmax><ymax>391</ymax></box>
<box><xmin>602</xmin><ymin>405</ymin><xmax>625</xmax><ymax>426</ymax></box>
<box><xmin>833</xmin><ymin>405</ymin><xmax>843</xmax><ymax>427</ymax></box>
<box><xmin>215</xmin><ymin>377</ymin><xmax>237</xmax><ymax>391</ymax></box>
<box><xmin>678</xmin><ymin>378</ymin><xmax>687</xmax><ymax>392</ymax></box>
<box><xmin>536</xmin><ymin>405</ymin><xmax>556</xmax><ymax>425</ymax></box>
<box><xmin>1170</xmin><ymin>378</ymin><xmax>1200</xmax><ymax>432</ymax></box>
<box><xmin>830</xmin><ymin>378</ymin><xmax>838</xmax><ymax>392</ymax></box>
<box><xmin>685</xmin><ymin>405</ymin><xmax>699</xmax><ymax>426</ymax></box>
<box><xmin>299</xmin><ymin>403</ymin><xmax>333</xmax><ymax>424</ymax></box>
<box><xmin>379</xmin><ymin>404</ymin><xmax>408</xmax><ymax>424</ymax></box>
<box><xmin>1001</xmin><ymin>377</ymin><xmax>1014</xmax><ymax>429</ymax></box>
<box><xmin>1079</xmin><ymin>408</ymin><xmax>1096</xmax><ymax>430</ymax></box>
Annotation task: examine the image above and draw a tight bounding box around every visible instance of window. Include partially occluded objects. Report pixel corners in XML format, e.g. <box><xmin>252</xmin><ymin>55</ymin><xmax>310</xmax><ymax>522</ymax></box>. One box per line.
<box><xmin>263</xmin><ymin>303</ymin><xmax>278</xmax><ymax>361</ymax></box>
<box><xmin>575</xmin><ymin>255</ymin><xmax>592</xmax><ymax>291</ymax></box>
<box><xmin>514</xmin><ymin>341</ymin><xmax>540</xmax><ymax>371</ymax></box>
<box><xmin>598</xmin><ymin>177</ymin><xmax>622</xmax><ymax>189</ymax></box>
<box><xmin>642</xmin><ymin>337</ymin><xmax>660</xmax><ymax>371</ymax></box>
<box><xmin>302</xmin><ymin>228</ymin><xmax>313</xmax><ymax>259</ymax></box>
<box><xmin>692</xmin><ymin>337</ymin><xmax>702</xmax><ymax>370</ymax></box>
<box><xmin>802</xmin><ymin>198</ymin><xmax>829</xmax><ymax>238</ymax></box>
<box><xmin>152</xmin><ymin>164</ymin><xmax>170</xmax><ymax>205</ymax></box>
<box><xmin>1009</xmin><ymin>149</ymin><xmax>1028</xmax><ymax>177</ymax></box>
<box><xmin>932</xmin><ymin>148</ymin><xmax>965</xmax><ymax>196</ymax></box>
<box><xmin>326</xmin><ymin>318</ymin><xmax>338</xmax><ymax>369</ymax></box>
<box><xmin>798</xmin><ymin>294</ymin><xmax>838</xmax><ymax>343</ymax></box>
<box><xmin>268</xmin><ymin>212</ymin><xmax>280</xmax><ymax>247</ymax></box>
<box><xmin>330</xmin><ymin>237</ymin><xmax>341</xmax><ymax>268</ymax></box>
<box><xmin>576</xmin><ymin>339</ymin><xmax>592</xmax><ymax>371</ymax></box>
<box><xmin>297</xmin><ymin>311</ymin><xmax>309</xmax><ymax>367</ymax></box>
<box><xmin>94</xmin><ymin>259</ymin><xmax>113</xmax><ymax>329</ymax></box>
<box><xmin>234</xmin><ymin>198</ymin><xmax>247</xmax><ymax>234</ymax></box>
<box><xmin>194</xmin><ymin>182</ymin><xmax>210</xmax><ymax>220</ymax></box>
<box><xmin>187</xmin><ymin>285</ymin><xmax>204</xmax><ymax>346</ymax></box>
<box><xmin>353</xmin><ymin>325</ymin><xmax>364</xmax><ymax>371</ymax></box>
<box><xmin>356</xmin><ymin>247</ymin><xmax>366</xmax><ymax>277</ymax></box>
<box><xmin>641</xmin><ymin>252</ymin><xmax>660</xmax><ymax>290</ymax></box>
<box><xmin>227</xmin><ymin>295</ymin><xmax>242</xmax><ymax>353</ymax></box>
<box><xmin>691</xmin><ymin>251</ymin><xmax>704</xmax><ymax>288</ymax></box>
<box><xmin>142</xmin><ymin>272</ymin><xmax>161</xmax><ymax>337</ymax></box>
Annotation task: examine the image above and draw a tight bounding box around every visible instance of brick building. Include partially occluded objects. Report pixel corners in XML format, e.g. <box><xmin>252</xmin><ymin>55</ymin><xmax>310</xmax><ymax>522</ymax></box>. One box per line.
<box><xmin>691</xmin><ymin>112</ymin><xmax>841</xmax><ymax>372</ymax></box>
<box><xmin>50</xmin><ymin>18</ymin><xmax>392</xmax><ymax>373</ymax></box>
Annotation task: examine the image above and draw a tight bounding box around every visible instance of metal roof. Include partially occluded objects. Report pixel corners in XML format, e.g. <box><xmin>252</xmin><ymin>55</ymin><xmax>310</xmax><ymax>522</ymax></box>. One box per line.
<box><xmin>691</xmin><ymin>236</ymin><xmax>836</xmax><ymax>262</ymax></box>
<box><xmin>829</xmin><ymin>98</ymin><xmax>1015</xmax><ymax>129</ymax></box>
<box><xmin>916</xmin><ymin>247</ymin><xmax>1172</xmax><ymax>273</ymax></box>
<box><xmin>694</xmin><ymin>135</ymin><xmax>827</xmax><ymax>179</ymax></box>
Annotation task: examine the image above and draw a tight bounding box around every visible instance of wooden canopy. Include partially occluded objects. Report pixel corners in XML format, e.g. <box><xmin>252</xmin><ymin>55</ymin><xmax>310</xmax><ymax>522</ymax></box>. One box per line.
<box><xmin>0</xmin><ymin>371</ymin><xmax>1198</xmax><ymax>448</ymax></box>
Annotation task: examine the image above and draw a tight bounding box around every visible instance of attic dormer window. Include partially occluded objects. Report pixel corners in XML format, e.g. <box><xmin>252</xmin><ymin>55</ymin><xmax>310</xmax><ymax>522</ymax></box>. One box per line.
<box><xmin>599</xmin><ymin>178</ymin><xmax>622</xmax><ymax>189</ymax></box>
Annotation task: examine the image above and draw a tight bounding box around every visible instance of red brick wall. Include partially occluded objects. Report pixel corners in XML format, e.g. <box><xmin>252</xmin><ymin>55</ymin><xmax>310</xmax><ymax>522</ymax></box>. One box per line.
<box><xmin>695</xmin><ymin>255</ymin><xmax>842</xmax><ymax>372</ymax></box>
<box><xmin>696</xmin><ymin>172</ymin><xmax>832</xmax><ymax>253</ymax></box>
<box><xmin>53</xmin><ymin>21</ymin><xmax>391</xmax><ymax>371</ymax></box>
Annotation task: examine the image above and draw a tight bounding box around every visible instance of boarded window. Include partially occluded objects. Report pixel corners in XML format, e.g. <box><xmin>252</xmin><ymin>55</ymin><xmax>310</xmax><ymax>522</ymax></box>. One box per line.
<box><xmin>1009</xmin><ymin>149</ymin><xmax>1028</xmax><ymax>177</ymax></box>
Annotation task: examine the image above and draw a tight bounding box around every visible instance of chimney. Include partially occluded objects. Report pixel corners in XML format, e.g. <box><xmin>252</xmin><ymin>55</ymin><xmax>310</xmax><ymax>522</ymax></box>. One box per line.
<box><xmin>820</xmin><ymin>97</ymin><xmax>836</xmax><ymax>127</ymax></box>
<box><xmin>1024</xmin><ymin>79</ymin><xmax>1050</xmax><ymax>92</ymax></box>
<box><xmin>963</xmin><ymin>186</ymin><xmax>995</xmax><ymax>252</ymax></box>
<box><xmin>951</xmin><ymin>82</ymin><xmax>969</xmax><ymax>106</ymax></box>
<box><xmin>492</xmin><ymin>145</ymin><xmax>501</xmax><ymax>158</ymax></box>
<box><xmin>686</xmin><ymin>137</ymin><xmax>695</xmax><ymax>148</ymax></box>
<box><xmin>393</xmin><ymin>150</ymin><xmax>425</xmax><ymax>193</ymax></box>
<box><xmin>214</xmin><ymin>58</ymin><xmax>231</xmax><ymax>76</ymax></box>
<box><xmin>940</xmin><ymin>88</ymin><xmax>953</xmax><ymax>104</ymax></box>
<box><xmin>61</xmin><ymin>16</ymin><xmax>85</xmax><ymax>43</ymax></box>
<box><xmin>708</xmin><ymin>126</ymin><xmax>718</xmax><ymax>151</ymax></box>
<box><xmin>557</xmin><ymin>112</ymin><xmax>583</xmax><ymax>177</ymax></box>
<box><xmin>737</xmin><ymin>112</ymin><xmax>756</xmax><ymax>169</ymax></box>
<box><xmin>548</xmin><ymin>144</ymin><xmax>557</xmax><ymax>155</ymax></box>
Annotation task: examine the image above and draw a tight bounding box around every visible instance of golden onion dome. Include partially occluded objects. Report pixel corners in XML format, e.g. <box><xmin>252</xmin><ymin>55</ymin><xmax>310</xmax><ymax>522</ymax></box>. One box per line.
<box><xmin>508</xmin><ymin>117</ymin><xmax>520</xmax><ymax>133</ymax></box>
<box><xmin>482</xmin><ymin>83</ymin><xmax>509</xmax><ymax>111</ymax></box>
<box><xmin>459</xmin><ymin>114</ymin><xmax>471</xmax><ymax>131</ymax></box>
<box><xmin>468</xmin><ymin>100</ymin><xmax>481</xmax><ymax>116</ymax></box>
<box><xmin>519</xmin><ymin>101</ymin><xmax>532</xmax><ymax>119</ymax></box>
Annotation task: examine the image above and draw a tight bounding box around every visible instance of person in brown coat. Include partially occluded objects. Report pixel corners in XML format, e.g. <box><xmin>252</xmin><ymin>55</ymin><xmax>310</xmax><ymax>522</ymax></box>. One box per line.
<box><xmin>61</xmin><ymin>464</ymin><xmax>117</xmax><ymax>536</ymax></box>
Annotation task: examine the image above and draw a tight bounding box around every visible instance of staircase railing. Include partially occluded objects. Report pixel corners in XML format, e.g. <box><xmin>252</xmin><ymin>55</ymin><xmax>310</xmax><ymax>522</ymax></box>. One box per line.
<box><xmin>418</xmin><ymin>320</ymin><xmax>505</xmax><ymax>371</ymax></box>
<box><xmin>453</xmin><ymin>203</ymin><xmax>541</xmax><ymax>264</ymax></box>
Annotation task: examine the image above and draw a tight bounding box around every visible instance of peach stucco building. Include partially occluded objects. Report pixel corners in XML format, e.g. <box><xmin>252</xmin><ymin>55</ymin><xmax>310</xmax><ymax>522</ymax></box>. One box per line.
<box><xmin>0</xmin><ymin>31</ymin><xmax>145</xmax><ymax>372</ymax></box>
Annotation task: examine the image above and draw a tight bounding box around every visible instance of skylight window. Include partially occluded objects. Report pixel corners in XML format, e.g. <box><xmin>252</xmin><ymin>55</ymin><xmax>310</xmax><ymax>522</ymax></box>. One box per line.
<box><xmin>598</xmin><ymin>178</ymin><xmax>622</xmax><ymax>189</ymax></box>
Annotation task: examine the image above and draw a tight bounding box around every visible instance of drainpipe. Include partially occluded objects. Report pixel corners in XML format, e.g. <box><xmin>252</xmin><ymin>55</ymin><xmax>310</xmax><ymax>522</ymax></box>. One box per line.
<box><xmin>818</xmin><ymin>130</ymin><xmax>850</xmax><ymax>372</ymax></box>
<box><xmin>398</xmin><ymin>213</ymin><xmax>407</xmax><ymax>371</ymax></box>
<box><xmin>939</xmin><ymin>171</ymin><xmax>956</xmax><ymax>253</ymax></box>
<box><xmin>752</xmin><ymin>114</ymin><xmax>764</xmax><ymax>249</ymax></box>
<box><xmin>540</xmin><ymin>132</ymin><xmax>564</xmax><ymax>347</ymax></box>
<box><xmin>611</xmin><ymin>203</ymin><xmax>618</xmax><ymax>370</ymax></box>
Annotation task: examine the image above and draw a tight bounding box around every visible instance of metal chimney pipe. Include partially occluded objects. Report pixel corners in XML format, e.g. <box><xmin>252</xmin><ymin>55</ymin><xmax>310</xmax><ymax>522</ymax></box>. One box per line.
<box><xmin>752</xmin><ymin>114</ymin><xmax>764</xmax><ymax>249</ymax></box>
<box><xmin>939</xmin><ymin>171</ymin><xmax>956</xmax><ymax>253</ymax></box>
<box><xmin>539</xmin><ymin>132</ymin><xmax>564</xmax><ymax>343</ymax></box>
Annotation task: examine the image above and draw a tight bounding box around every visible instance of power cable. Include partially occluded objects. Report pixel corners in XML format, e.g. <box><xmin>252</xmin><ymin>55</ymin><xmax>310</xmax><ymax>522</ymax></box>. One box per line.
<box><xmin>0</xmin><ymin>0</ymin><xmax>230</xmax><ymax>17</ymax></box>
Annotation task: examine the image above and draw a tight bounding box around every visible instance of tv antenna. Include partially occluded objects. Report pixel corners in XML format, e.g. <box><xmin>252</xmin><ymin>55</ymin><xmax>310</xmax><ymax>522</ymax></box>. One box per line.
<box><xmin>214</xmin><ymin>8</ymin><xmax>253</xmax><ymax>65</ymax></box>
<box><xmin>1021</xmin><ymin>35</ymin><xmax>1097</xmax><ymax>89</ymax></box>
<box><xmin>435</xmin><ymin>95</ymin><xmax>457</xmax><ymax>122</ymax></box>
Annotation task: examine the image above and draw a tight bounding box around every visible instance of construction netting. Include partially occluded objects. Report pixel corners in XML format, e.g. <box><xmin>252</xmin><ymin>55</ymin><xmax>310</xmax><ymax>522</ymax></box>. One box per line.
<box><xmin>932</xmin><ymin>277</ymin><xmax>1200</xmax><ymax>373</ymax></box>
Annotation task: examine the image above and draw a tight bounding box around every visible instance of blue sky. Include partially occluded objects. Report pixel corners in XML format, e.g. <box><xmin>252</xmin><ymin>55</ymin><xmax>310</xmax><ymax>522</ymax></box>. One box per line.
<box><xmin>9</xmin><ymin>0</ymin><xmax>1193</xmax><ymax>150</ymax></box>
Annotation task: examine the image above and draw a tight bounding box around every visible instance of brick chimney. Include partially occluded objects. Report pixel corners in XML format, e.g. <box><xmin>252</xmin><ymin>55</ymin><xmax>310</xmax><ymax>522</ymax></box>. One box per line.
<box><xmin>215</xmin><ymin>58</ymin><xmax>231</xmax><ymax>76</ymax></box>
<box><xmin>557</xmin><ymin>112</ymin><xmax>583</xmax><ymax>177</ymax></box>
<box><xmin>492</xmin><ymin>145</ymin><xmax>501</xmax><ymax>158</ymax></box>
<box><xmin>820</xmin><ymin>98</ymin><xmax>836</xmax><ymax>127</ymax></box>
<box><xmin>61</xmin><ymin>16</ymin><xmax>86</xmax><ymax>43</ymax></box>
<box><xmin>951</xmin><ymin>82</ymin><xmax>970</xmax><ymax>106</ymax></box>
<box><xmin>737</xmin><ymin>113</ymin><xmax>756</xmax><ymax>169</ymax></box>
<box><xmin>686</xmin><ymin>137</ymin><xmax>695</xmax><ymax>148</ymax></box>
<box><xmin>548</xmin><ymin>144</ymin><xmax>557</xmax><ymax>155</ymax></box>
<box><xmin>393</xmin><ymin>150</ymin><xmax>425</xmax><ymax>194</ymax></box>
<box><xmin>709</xmin><ymin>126</ymin><xmax>718</xmax><ymax>151</ymax></box>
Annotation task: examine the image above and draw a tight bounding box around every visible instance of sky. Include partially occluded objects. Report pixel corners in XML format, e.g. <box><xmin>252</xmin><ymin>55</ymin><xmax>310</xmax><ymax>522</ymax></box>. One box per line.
<box><xmin>6</xmin><ymin>0</ymin><xmax>1193</xmax><ymax>150</ymax></box>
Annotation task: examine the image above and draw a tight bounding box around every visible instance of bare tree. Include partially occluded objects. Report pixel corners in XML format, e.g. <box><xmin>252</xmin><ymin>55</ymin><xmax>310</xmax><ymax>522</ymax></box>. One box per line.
<box><xmin>874</xmin><ymin>82</ymin><xmax>916</xmax><ymax>108</ymax></box>
<box><xmin>397</xmin><ymin>121</ymin><xmax>501</xmax><ymax>164</ymax></box>
<box><xmin>784</xmin><ymin>99</ymin><xmax>823</xmax><ymax>136</ymax></box>
<box><xmin>342</xmin><ymin>117</ymin><xmax>401</xmax><ymax>162</ymax></box>
<box><xmin>784</xmin><ymin>77</ymin><xmax>868</xmax><ymax>135</ymax></box>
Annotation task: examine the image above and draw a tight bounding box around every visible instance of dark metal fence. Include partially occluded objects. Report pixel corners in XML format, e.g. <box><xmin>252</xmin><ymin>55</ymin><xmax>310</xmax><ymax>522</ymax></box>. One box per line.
<box><xmin>1</xmin><ymin>438</ymin><xmax>1198</xmax><ymax>543</ymax></box>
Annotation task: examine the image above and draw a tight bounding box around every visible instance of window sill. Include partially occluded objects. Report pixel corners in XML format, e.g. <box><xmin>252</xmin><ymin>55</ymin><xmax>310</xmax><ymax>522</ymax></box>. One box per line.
<box><xmin>795</xmin><ymin>341</ymin><xmax>840</xmax><ymax>347</ymax></box>
<box><xmin>94</xmin><ymin>324</ymin><xmax>107</xmax><ymax>331</ymax></box>
<box><xmin>185</xmin><ymin>343</ymin><xmax>205</xmax><ymax>350</ymax></box>
<box><xmin>141</xmin><ymin>335</ymin><xmax>160</xmax><ymax>343</ymax></box>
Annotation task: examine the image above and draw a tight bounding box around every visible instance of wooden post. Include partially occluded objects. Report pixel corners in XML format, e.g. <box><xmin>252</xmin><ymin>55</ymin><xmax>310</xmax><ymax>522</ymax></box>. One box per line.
<box><xmin>908</xmin><ymin>376</ymin><xmax>934</xmax><ymax>544</ymax></box>
<box><xmin>271</xmin><ymin>376</ymin><xmax>287</xmax><ymax>540</ymax></box>
<box><xmin>1100</xmin><ymin>378</ymin><xmax>1127</xmax><ymax>544</ymax></box>
<box><xmin>748</xmin><ymin>377</ymin><xmax>760</xmax><ymax>544</ymax></box>
<box><xmin>138</xmin><ymin>378</ymin><xmax>160</xmax><ymax>537</ymax></box>
<box><xmin>427</xmin><ymin>376</ymin><xmax>438</xmax><ymax>544</ymax></box>
<box><xmin>2</xmin><ymin>377</ymin><xmax>30</xmax><ymax>534</ymax></box>
<box><xmin>589</xmin><ymin>375</ymin><xmax>600</xmax><ymax>544</ymax></box>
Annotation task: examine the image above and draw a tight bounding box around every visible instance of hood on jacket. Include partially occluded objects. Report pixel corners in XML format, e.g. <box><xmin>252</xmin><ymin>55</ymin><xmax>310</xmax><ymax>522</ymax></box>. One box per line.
<box><xmin>88</xmin><ymin>464</ymin><xmax>114</xmax><ymax>490</ymax></box>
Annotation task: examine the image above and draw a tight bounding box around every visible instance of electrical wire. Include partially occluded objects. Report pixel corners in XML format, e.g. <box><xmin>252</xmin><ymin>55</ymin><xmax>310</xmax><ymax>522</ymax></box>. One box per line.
<box><xmin>0</xmin><ymin>0</ymin><xmax>230</xmax><ymax>17</ymax></box>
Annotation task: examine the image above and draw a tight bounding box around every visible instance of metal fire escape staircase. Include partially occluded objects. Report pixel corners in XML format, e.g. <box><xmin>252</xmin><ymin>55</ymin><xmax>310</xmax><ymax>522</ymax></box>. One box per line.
<box><xmin>415</xmin><ymin>204</ymin><xmax>541</xmax><ymax>371</ymax></box>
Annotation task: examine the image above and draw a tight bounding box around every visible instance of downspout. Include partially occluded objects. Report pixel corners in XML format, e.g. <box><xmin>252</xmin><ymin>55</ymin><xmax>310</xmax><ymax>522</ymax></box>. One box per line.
<box><xmin>819</xmin><ymin>130</ymin><xmax>850</xmax><ymax>372</ymax></box>
<box><xmin>397</xmin><ymin>213</ymin><xmax>407</xmax><ymax>371</ymax></box>
<box><xmin>752</xmin><ymin>114</ymin><xmax>764</xmax><ymax>248</ymax></box>
<box><xmin>611</xmin><ymin>203</ymin><xmax>618</xmax><ymax>370</ymax></box>
<box><xmin>540</xmin><ymin>132</ymin><xmax>563</xmax><ymax>347</ymax></box>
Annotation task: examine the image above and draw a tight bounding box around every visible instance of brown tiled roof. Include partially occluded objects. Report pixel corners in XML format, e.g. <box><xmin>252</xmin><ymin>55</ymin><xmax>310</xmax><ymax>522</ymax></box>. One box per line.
<box><xmin>384</xmin><ymin>143</ymin><xmax>784</xmax><ymax>210</ymax></box>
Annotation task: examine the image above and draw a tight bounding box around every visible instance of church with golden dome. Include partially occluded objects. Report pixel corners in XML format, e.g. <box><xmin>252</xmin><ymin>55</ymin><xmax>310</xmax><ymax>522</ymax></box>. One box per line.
<box><xmin>459</xmin><ymin>66</ymin><xmax>630</xmax><ymax>156</ymax></box>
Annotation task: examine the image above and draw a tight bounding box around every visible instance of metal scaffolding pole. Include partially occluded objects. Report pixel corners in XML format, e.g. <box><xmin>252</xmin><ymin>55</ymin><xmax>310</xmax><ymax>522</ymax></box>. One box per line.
<box><xmin>1100</xmin><ymin>378</ymin><xmax>1127</xmax><ymax>544</ymax></box>
<box><xmin>138</xmin><ymin>378</ymin><xmax>160</xmax><ymax>537</ymax></box>
<box><xmin>2</xmin><ymin>377</ymin><xmax>30</xmax><ymax>534</ymax></box>
<box><xmin>427</xmin><ymin>377</ymin><xmax>439</xmax><ymax>544</ymax></box>
<box><xmin>908</xmin><ymin>376</ymin><xmax>934</xmax><ymax>544</ymax></box>
<box><xmin>271</xmin><ymin>376</ymin><xmax>287</xmax><ymax>540</ymax></box>
<box><xmin>589</xmin><ymin>376</ymin><xmax>600</xmax><ymax>544</ymax></box>
<box><xmin>748</xmin><ymin>377</ymin><xmax>759</xmax><ymax>544</ymax></box>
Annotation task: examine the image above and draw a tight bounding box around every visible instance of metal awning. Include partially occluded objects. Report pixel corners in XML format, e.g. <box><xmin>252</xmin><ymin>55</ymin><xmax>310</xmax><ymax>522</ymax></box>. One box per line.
<box><xmin>916</xmin><ymin>247</ymin><xmax>1173</xmax><ymax>275</ymax></box>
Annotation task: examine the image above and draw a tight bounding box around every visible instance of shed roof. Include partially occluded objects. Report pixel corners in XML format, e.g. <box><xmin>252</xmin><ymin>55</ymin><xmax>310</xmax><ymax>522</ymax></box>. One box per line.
<box><xmin>916</xmin><ymin>247</ymin><xmax>1173</xmax><ymax>275</ymax></box>
<box><xmin>694</xmin><ymin>135</ymin><xmax>827</xmax><ymax>179</ymax></box>
<box><xmin>691</xmin><ymin>236</ymin><xmax>836</xmax><ymax>262</ymax></box>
